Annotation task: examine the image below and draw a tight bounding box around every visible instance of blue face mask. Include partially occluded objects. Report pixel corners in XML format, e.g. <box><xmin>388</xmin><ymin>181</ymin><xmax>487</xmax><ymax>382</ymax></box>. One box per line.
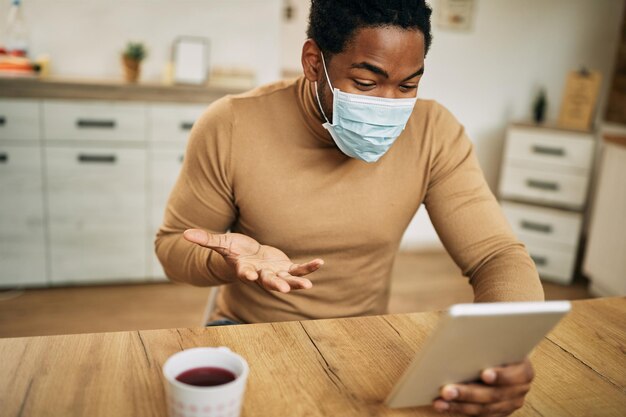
<box><xmin>314</xmin><ymin>53</ymin><xmax>417</xmax><ymax>163</ymax></box>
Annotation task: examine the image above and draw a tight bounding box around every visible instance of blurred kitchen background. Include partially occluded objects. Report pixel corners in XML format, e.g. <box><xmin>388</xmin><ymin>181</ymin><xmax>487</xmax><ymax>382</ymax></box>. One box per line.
<box><xmin>1</xmin><ymin>0</ymin><xmax>625</xmax><ymax>337</ymax></box>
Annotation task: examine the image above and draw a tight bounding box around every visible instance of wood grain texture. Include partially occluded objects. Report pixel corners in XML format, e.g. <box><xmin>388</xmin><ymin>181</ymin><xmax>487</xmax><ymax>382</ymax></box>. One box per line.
<box><xmin>0</xmin><ymin>298</ymin><xmax>623</xmax><ymax>417</ymax></box>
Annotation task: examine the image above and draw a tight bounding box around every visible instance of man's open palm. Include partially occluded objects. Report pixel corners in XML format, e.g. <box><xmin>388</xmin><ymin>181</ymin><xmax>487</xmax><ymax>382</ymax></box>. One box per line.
<box><xmin>184</xmin><ymin>229</ymin><xmax>323</xmax><ymax>293</ymax></box>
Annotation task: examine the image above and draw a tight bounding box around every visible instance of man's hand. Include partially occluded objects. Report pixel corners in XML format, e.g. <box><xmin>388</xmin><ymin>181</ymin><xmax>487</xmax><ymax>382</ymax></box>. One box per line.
<box><xmin>433</xmin><ymin>358</ymin><xmax>534</xmax><ymax>416</ymax></box>
<box><xmin>183</xmin><ymin>229</ymin><xmax>323</xmax><ymax>293</ymax></box>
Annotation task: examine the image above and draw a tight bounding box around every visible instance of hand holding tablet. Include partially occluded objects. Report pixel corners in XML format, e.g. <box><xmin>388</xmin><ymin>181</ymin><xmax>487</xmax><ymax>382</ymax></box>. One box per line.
<box><xmin>386</xmin><ymin>301</ymin><xmax>571</xmax><ymax>412</ymax></box>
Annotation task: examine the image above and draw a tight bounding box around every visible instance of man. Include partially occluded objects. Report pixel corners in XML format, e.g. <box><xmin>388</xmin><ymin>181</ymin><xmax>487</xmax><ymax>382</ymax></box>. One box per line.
<box><xmin>156</xmin><ymin>1</ymin><xmax>543</xmax><ymax>415</ymax></box>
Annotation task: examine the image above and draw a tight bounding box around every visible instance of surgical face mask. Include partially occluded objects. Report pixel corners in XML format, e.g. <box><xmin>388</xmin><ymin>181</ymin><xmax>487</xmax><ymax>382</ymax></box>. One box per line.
<box><xmin>314</xmin><ymin>53</ymin><xmax>417</xmax><ymax>163</ymax></box>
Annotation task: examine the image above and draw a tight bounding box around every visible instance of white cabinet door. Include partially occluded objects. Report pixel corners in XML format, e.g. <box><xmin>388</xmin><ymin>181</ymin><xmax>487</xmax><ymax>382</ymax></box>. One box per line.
<box><xmin>0</xmin><ymin>99</ymin><xmax>40</xmax><ymax>141</ymax></box>
<box><xmin>584</xmin><ymin>142</ymin><xmax>626</xmax><ymax>296</ymax></box>
<box><xmin>148</xmin><ymin>104</ymin><xmax>206</xmax><ymax>144</ymax></box>
<box><xmin>45</xmin><ymin>146</ymin><xmax>147</xmax><ymax>284</ymax></box>
<box><xmin>43</xmin><ymin>101</ymin><xmax>146</xmax><ymax>142</ymax></box>
<box><xmin>0</xmin><ymin>145</ymin><xmax>47</xmax><ymax>286</ymax></box>
<box><xmin>148</xmin><ymin>147</ymin><xmax>185</xmax><ymax>279</ymax></box>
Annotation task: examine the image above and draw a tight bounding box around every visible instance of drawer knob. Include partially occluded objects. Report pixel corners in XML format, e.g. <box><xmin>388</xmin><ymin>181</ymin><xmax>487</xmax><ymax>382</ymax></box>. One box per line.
<box><xmin>530</xmin><ymin>254</ymin><xmax>548</xmax><ymax>266</ymax></box>
<box><xmin>77</xmin><ymin>154</ymin><xmax>117</xmax><ymax>164</ymax></box>
<box><xmin>76</xmin><ymin>119</ymin><xmax>116</xmax><ymax>129</ymax></box>
<box><xmin>180</xmin><ymin>122</ymin><xmax>194</xmax><ymax>131</ymax></box>
<box><xmin>0</xmin><ymin>152</ymin><xmax>7</xmax><ymax>163</ymax></box>
<box><xmin>520</xmin><ymin>220</ymin><xmax>553</xmax><ymax>234</ymax></box>
<box><xmin>0</xmin><ymin>116</ymin><xmax>5</xmax><ymax>126</ymax></box>
<box><xmin>532</xmin><ymin>145</ymin><xmax>565</xmax><ymax>157</ymax></box>
<box><xmin>526</xmin><ymin>179</ymin><xmax>560</xmax><ymax>191</ymax></box>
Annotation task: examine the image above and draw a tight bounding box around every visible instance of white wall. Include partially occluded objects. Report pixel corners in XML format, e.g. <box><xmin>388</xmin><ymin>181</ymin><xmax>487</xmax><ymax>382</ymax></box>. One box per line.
<box><xmin>281</xmin><ymin>0</ymin><xmax>625</xmax><ymax>249</ymax></box>
<box><xmin>0</xmin><ymin>0</ymin><xmax>282</xmax><ymax>85</ymax></box>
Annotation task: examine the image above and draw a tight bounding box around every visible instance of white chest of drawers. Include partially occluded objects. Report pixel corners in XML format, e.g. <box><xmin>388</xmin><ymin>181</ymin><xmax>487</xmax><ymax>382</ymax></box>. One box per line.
<box><xmin>498</xmin><ymin>124</ymin><xmax>596</xmax><ymax>284</ymax></box>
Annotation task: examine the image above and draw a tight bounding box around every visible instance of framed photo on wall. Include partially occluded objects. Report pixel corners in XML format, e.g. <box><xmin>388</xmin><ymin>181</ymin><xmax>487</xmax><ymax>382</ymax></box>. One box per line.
<box><xmin>172</xmin><ymin>36</ymin><xmax>210</xmax><ymax>85</ymax></box>
<box><xmin>437</xmin><ymin>0</ymin><xmax>475</xmax><ymax>31</ymax></box>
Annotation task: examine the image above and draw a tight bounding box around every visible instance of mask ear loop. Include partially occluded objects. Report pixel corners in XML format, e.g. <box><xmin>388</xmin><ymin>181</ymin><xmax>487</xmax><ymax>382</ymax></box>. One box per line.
<box><xmin>314</xmin><ymin>52</ymin><xmax>334</xmax><ymax>125</ymax></box>
<box><xmin>314</xmin><ymin>81</ymin><xmax>331</xmax><ymax>124</ymax></box>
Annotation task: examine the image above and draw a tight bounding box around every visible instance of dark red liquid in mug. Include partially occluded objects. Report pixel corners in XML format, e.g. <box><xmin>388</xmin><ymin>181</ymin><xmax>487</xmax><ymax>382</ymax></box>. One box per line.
<box><xmin>176</xmin><ymin>367</ymin><xmax>236</xmax><ymax>387</ymax></box>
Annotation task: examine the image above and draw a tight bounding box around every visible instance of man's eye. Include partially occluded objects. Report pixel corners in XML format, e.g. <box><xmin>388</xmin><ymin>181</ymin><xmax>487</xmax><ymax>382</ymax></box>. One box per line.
<box><xmin>354</xmin><ymin>80</ymin><xmax>375</xmax><ymax>88</ymax></box>
<box><xmin>400</xmin><ymin>85</ymin><xmax>417</xmax><ymax>91</ymax></box>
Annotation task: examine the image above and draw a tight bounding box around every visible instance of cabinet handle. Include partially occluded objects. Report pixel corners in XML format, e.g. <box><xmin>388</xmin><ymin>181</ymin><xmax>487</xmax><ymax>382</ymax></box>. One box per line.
<box><xmin>77</xmin><ymin>154</ymin><xmax>117</xmax><ymax>164</ymax></box>
<box><xmin>530</xmin><ymin>254</ymin><xmax>548</xmax><ymax>266</ymax></box>
<box><xmin>180</xmin><ymin>122</ymin><xmax>194</xmax><ymax>131</ymax></box>
<box><xmin>526</xmin><ymin>179</ymin><xmax>559</xmax><ymax>191</ymax></box>
<box><xmin>520</xmin><ymin>220</ymin><xmax>552</xmax><ymax>234</ymax></box>
<box><xmin>0</xmin><ymin>152</ymin><xmax>7</xmax><ymax>163</ymax></box>
<box><xmin>76</xmin><ymin>119</ymin><xmax>116</xmax><ymax>129</ymax></box>
<box><xmin>532</xmin><ymin>145</ymin><xmax>565</xmax><ymax>157</ymax></box>
<box><xmin>0</xmin><ymin>116</ymin><xmax>5</xmax><ymax>126</ymax></box>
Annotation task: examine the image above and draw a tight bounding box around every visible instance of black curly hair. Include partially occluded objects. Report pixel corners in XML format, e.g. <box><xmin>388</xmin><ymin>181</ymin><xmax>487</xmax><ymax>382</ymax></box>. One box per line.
<box><xmin>306</xmin><ymin>0</ymin><xmax>433</xmax><ymax>59</ymax></box>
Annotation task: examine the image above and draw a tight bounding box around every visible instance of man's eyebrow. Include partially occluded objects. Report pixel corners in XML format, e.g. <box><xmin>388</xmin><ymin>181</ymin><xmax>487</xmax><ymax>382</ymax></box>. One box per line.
<box><xmin>402</xmin><ymin>66</ymin><xmax>425</xmax><ymax>82</ymax></box>
<box><xmin>350</xmin><ymin>61</ymin><xmax>425</xmax><ymax>82</ymax></box>
<box><xmin>350</xmin><ymin>62</ymin><xmax>389</xmax><ymax>78</ymax></box>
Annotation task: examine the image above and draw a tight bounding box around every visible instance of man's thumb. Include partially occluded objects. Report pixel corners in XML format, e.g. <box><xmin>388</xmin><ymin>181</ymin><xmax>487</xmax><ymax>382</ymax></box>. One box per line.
<box><xmin>183</xmin><ymin>229</ymin><xmax>223</xmax><ymax>248</ymax></box>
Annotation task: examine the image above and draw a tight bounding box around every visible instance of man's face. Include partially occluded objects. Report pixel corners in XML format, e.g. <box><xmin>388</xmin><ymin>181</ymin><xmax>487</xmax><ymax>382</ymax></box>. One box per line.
<box><xmin>315</xmin><ymin>26</ymin><xmax>425</xmax><ymax>122</ymax></box>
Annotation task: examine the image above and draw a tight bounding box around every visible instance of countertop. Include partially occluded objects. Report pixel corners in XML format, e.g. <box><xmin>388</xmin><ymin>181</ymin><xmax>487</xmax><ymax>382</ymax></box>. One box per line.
<box><xmin>0</xmin><ymin>76</ymin><xmax>249</xmax><ymax>103</ymax></box>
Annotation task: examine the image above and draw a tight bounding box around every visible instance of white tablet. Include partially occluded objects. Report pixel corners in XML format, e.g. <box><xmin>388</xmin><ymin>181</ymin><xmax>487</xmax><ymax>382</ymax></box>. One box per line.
<box><xmin>386</xmin><ymin>300</ymin><xmax>571</xmax><ymax>409</ymax></box>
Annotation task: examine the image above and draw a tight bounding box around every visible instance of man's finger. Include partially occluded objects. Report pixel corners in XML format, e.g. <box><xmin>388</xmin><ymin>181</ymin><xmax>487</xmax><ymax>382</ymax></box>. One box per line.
<box><xmin>440</xmin><ymin>382</ymin><xmax>531</xmax><ymax>404</ymax></box>
<box><xmin>289</xmin><ymin>259</ymin><xmax>324</xmax><ymax>276</ymax></box>
<box><xmin>260</xmin><ymin>269</ymin><xmax>290</xmax><ymax>293</ymax></box>
<box><xmin>433</xmin><ymin>396</ymin><xmax>525</xmax><ymax>415</ymax></box>
<box><xmin>236</xmin><ymin>263</ymin><xmax>258</xmax><ymax>281</ymax></box>
<box><xmin>183</xmin><ymin>229</ymin><xmax>232</xmax><ymax>256</ymax></box>
<box><xmin>482</xmin><ymin>358</ymin><xmax>534</xmax><ymax>386</ymax></box>
<box><xmin>277</xmin><ymin>271</ymin><xmax>313</xmax><ymax>290</ymax></box>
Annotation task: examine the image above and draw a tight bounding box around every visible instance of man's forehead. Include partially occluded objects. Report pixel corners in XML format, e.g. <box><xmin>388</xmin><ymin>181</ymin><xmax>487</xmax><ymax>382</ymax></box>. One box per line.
<box><xmin>335</xmin><ymin>27</ymin><xmax>425</xmax><ymax>70</ymax></box>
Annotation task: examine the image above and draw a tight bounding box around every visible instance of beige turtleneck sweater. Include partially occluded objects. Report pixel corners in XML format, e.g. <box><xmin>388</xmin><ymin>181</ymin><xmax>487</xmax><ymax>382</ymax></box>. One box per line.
<box><xmin>155</xmin><ymin>76</ymin><xmax>544</xmax><ymax>324</ymax></box>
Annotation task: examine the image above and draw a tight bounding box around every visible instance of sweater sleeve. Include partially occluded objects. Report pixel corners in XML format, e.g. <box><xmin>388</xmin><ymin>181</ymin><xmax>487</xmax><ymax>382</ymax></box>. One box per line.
<box><xmin>423</xmin><ymin>103</ymin><xmax>544</xmax><ymax>302</ymax></box>
<box><xmin>154</xmin><ymin>97</ymin><xmax>238</xmax><ymax>286</ymax></box>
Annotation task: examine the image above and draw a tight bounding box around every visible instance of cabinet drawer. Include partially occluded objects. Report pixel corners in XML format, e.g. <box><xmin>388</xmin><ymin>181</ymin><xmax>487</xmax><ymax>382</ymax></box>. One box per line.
<box><xmin>0</xmin><ymin>145</ymin><xmax>47</xmax><ymax>286</ymax></box>
<box><xmin>504</xmin><ymin>126</ymin><xmax>595</xmax><ymax>172</ymax></box>
<box><xmin>501</xmin><ymin>201</ymin><xmax>582</xmax><ymax>247</ymax></box>
<box><xmin>45</xmin><ymin>146</ymin><xmax>147</xmax><ymax>283</ymax></box>
<box><xmin>499</xmin><ymin>165</ymin><xmax>589</xmax><ymax>209</ymax></box>
<box><xmin>43</xmin><ymin>101</ymin><xmax>146</xmax><ymax>141</ymax></box>
<box><xmin>523</xmin><ymin>238</ymin><xmax>577</xmax><ymax>284</ymax></box>
<box><xmin>0</xmin><ymin>99</ymin><xmax>40</xmax><ymax>141</ymax></box>
<box><xmin>148</xmin><ymin>104</ymin><xmax>206</xmax><ymax>143</ymax></box>
<box><xmin>148</xmin><ymin>148</ymin><xmax>185</xmax><ymax>279</ymax></box>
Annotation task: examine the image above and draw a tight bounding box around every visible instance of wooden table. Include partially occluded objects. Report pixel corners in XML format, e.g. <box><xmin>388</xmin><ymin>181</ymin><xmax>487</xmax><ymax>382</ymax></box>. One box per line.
<box><xmin>1</xmin><ymin>297</ymin><xmax>624</xmax><ymax>416</ymax></box>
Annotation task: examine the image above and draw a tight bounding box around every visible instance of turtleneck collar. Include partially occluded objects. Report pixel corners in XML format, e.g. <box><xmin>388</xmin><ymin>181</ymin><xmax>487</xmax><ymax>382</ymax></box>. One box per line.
<box><xmin>296</xmin><ymin>75</ymin><xmax>336</xmax><ymax>147</ymax></box>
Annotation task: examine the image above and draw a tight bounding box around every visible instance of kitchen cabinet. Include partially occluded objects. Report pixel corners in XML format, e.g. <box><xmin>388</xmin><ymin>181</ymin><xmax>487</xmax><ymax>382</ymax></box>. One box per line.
<box><xmin>499</xmin><ymin>124</ymin><xmax>595</xmax><ymax>284</ymax></box>
<box><xmin>0</xmin><ymin>99</ymin><xmax>47</xmax><ymax>287</ymax></box>
<box><xmin>45</xmin><ymin>146</ymin><xmax>147</xmax><ymax>284</ymax></box>
<box><xmin>584</xmin><ymin>134</ymin><xmax>626</xmax><ymax>296</ymax></box>
<box><xmin>0</xmin><ymin>144</ymin><xmax>48</xmax><ymax>286</ymax></box>
<box><xmin>0</xmin><ymin>94</ymin><xmax>213</xmax><ymax>287</ymax></box>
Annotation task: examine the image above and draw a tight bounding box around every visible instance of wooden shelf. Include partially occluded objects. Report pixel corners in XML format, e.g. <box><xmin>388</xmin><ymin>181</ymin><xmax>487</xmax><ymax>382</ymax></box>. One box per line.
<box><xmin>0</xmin><ymin>76</ymin><xmax>248</xmax><ymax>103</ymax></box>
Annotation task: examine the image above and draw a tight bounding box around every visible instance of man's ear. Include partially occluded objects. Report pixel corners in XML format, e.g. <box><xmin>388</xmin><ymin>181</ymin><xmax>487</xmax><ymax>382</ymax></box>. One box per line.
<box><xmin>301</xmin><ymin>39</ymin><xmax>323</xmax><ymax>82</ymax></box>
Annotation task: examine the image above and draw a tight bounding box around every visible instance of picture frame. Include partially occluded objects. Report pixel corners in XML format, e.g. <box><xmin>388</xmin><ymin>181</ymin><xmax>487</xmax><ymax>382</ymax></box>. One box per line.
<box><xmin>172</xmin><ymin>36</ymin><xmax>210</xmax><ymax>85</ymax></box>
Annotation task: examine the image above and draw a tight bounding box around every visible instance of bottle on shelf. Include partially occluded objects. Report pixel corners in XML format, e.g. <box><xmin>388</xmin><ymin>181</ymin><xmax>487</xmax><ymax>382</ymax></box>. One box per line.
<box><xmin>5</xmin><ymin>0</ymin><xmax>30</xmax><ymax>57</ymax></box>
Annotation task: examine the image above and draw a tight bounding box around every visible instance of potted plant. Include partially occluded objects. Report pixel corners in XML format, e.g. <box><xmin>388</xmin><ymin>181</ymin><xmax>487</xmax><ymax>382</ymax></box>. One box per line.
<box><xmin>122</xmin><ymin>42</ymin><xmax>147</xmax><ymax>83</ymax></box>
